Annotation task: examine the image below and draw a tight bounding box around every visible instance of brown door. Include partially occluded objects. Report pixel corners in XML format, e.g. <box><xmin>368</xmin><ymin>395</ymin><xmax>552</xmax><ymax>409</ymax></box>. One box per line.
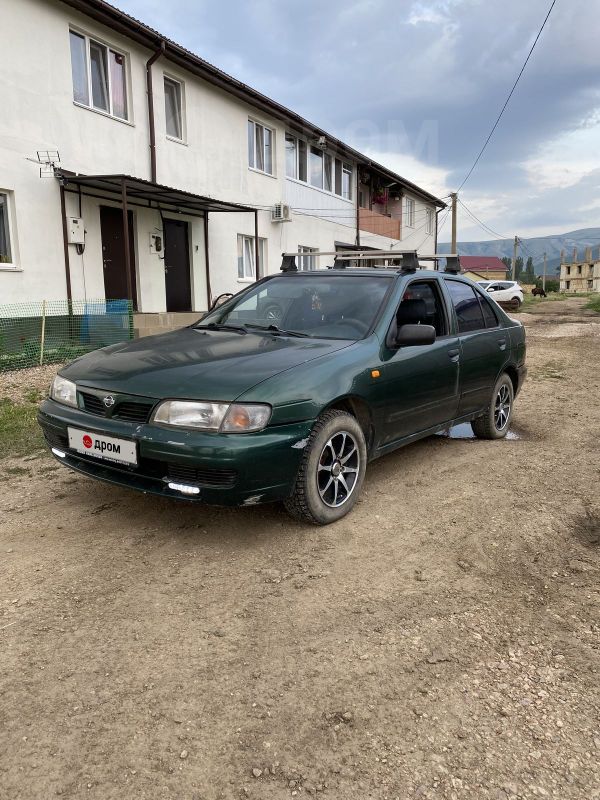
<box><xmin>164</xmin><ymin>218</ymin><xmax>192</xmax><ymax>312</ymax></box>
<box><xmin>100</xmin><ymin>206</ymin><xmax>137</xmax><ymax>308</ymax></box>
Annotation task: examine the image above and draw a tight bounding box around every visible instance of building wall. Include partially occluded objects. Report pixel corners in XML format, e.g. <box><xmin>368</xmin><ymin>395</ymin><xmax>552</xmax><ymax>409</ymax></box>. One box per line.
<box><xmin>560</xmin><ymin>261</ymin><xmax>597</xmax><ymax>293</ymax></box>
<box><xmin>0</xmin><ymin>0</ymin><xmax>438</xmax><ymax>312</ymax></box>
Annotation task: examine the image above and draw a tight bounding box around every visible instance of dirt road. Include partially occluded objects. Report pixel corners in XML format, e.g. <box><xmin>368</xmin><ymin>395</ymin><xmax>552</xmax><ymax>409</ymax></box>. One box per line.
<box><xmin>1</xmin><ymin>298</ymin><xmax>599</xmax><ymax>800</ymax></box>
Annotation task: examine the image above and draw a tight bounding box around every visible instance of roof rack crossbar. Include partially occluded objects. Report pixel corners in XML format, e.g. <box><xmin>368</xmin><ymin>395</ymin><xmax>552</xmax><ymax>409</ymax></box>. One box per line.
<box><xmin>279</xmin><ymin>250</ymin><xmax>461</xmax><ymax>274</ymax></box>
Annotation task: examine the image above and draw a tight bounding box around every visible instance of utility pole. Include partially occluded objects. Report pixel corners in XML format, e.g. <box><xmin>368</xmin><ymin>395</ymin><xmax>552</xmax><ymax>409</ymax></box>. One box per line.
<box><xmin>511</xmin><ymin>235</ymin><xmax>519</xmax><ymax>281</ymax></box>
<box><xmin>450</xmin><ymin>192</ymin><xmax>458</xmax><ymax>253</ymax></box>
<box><xmin>543</xmin><ymin>251</ymin><xmax>547</xmax><ymax>291</ymax></box>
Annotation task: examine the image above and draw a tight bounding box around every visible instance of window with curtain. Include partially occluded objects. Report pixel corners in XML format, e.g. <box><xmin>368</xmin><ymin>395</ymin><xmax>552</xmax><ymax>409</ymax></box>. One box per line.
<box><xmin>426</xmin><ymin>207</ymin><xmax>434</xmax><ymax>235</ymax></box>
<box><xmin>164</xmin><ymin>77</ymin><xmax>183</xmax><ymax>140</ymax></box>
<box><xmin>0</xmin><ymin>193</ymin><xmax>12</xmax><ymax>264</ymax></box>
<box><xmin>285</xmin><ymin>133</ymin><xmax>297</xmax><ymax>178</ymax></box>
<box><xmin>237</xmin><ymin>235</ymin><xmax>266</xmax><ymax>279</ymax></box>
<box><xmin>248</xmin><ymin>120</ymin><xmax>274</xmax><ymax>175</ymax></box>
<box><xmin>69</xmin><ymin>30</ymin><xmax>128</xmax><ymax>120</ymax></box>
<box><xmin>310</xmin><ymin>147</ymin><xmax>324</xmax><ymax>189</ymax></box>
<box><xmin>405</xmin><ymin>197</ymin><xmax>415</xmax><ymax>227</ymax></box>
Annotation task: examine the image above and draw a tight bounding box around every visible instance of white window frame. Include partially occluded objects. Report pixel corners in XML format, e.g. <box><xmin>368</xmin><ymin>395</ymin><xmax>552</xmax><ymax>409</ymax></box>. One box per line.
<box><xmin>164</xmin><ymin>75</ymin><xmax>185</xmax><ymax>142</ymax></box>
<box><xmin>0</xmin><ymin>191</ymin><xmax>17</xmax><ymax>270</ymax></box>
<box><xmin>69</xmin><ymin>28</ymin><xmax>130</xmax><ymax>122</ymax></box>
<box><xmin>286</xmin><ymin>132</ymin><xmax>353</xmax><ymax>201</ymax></box>
<box><xmin>237</xmin><ymin>234</ymin><xmax>267</xmax><ymax>281</ymax></box>
<box><xmin>425</xmin><ymin>207</ymin><xmax>434</xmax><ymax>235</ymax></box>
<box><xmin>405</xmin><ymin>197</ymin><xmax>415</xmax><ymax>228</ymax></box>
<box><xmin>248</xmin><ymin>119</ymin><xmax>274</xmax><ymax>176</ymax></box>
<box><xmin>298</xmin><ymin>246</ymin><xmax>317</xmax><ymax>271</ymax></box>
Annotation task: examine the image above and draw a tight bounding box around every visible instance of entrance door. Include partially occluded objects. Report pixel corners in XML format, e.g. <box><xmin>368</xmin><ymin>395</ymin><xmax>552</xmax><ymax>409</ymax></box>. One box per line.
<box><xmin>100</xmin><ymin>206</ymin><xmax>137</xmax><ymax>308</ymax></box>
<box><xmin>163</xmin><ymin>219</ymin><xmax>192</xmax><ymax>312</ymax></box>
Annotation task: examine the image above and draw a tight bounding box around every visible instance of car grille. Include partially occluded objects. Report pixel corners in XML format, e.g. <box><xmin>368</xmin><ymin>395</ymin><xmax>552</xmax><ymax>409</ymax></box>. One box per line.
<box><xmin>114</xmin><ymin>402</ymin><xmax>154</xmax><ymax>423</ymax></box>
<box><xmin>80</xmin><ymin>392</ymin><xmax>105</xmax><ymax>415</ymax></box>
<box><xmin>167</xmin><ymin>463</ymin><xmax>237</xmax><ymax>488</ymax></box>
<box><xmin>79</xmin><ymin>391</ymin><xmax>154</xmax><ymax>424</ymax></box>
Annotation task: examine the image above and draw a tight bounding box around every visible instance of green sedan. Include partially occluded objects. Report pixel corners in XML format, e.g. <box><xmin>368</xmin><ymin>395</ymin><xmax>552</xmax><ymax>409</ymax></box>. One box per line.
<box><xmin>38</xmin><ymin>263</ymin><xmax>526</xmax><ymax>524</ymax></box>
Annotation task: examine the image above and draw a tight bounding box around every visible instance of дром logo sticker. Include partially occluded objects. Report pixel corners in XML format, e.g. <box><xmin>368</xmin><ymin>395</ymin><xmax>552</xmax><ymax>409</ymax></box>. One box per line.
<box><xmin>83</xmin><ymin>435</ymin><xmax>93</xmax><ymax>449</ymax></box>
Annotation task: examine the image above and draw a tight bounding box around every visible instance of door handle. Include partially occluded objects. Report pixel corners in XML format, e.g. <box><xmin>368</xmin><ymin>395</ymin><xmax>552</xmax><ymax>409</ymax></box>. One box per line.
<box><xmin>448</xmin><ymin>348</ymin><xmax>460</xmax><ymax>362</ymax></box>
<box><xmin>498</xmin><ymin>338</ymin><xmax>507</xmax><ymax>350</ymax></box>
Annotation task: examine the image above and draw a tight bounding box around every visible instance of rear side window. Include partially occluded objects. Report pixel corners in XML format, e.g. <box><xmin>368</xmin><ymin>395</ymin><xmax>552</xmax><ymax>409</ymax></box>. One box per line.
<box><xmin>478</xmin><ymin>293</ymin><xmax>499</xmax><ymax>327</ymax></box>
<box><xmin>446</xmin><ymin>281</ymin><xmax>485</xmax><ymax>333</ymax></box>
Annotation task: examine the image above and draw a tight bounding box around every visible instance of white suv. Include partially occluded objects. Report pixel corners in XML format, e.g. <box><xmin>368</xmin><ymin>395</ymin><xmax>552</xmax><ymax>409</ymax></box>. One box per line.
<box><xmin>478</xmin><ymin>281</ymin><xmax>524</xmax><ymax>308</ymax></box>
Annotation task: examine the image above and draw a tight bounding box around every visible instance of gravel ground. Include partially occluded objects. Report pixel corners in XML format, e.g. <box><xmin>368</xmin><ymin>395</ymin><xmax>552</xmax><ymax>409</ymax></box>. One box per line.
<box><xmin>0</xmin><ymin>299</ymin><xmax>598</xmax><ymax>800</ymax></box>
<box><xmin>1</xmin><ymin>363</ymin><xmax>65</xmax><ymax>403</ymax></box>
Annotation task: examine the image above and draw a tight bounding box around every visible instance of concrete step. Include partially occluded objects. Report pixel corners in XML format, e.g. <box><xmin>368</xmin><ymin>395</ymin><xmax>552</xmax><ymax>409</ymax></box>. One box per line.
<box><xmin>133</xmin><ymin>311</ymin><xmax>203</xmax><ymax>328</ymax></box>
<box><xmin>134</xmin><ymin>326</ymin><xmax>177</xmax><ymax>339</ymax></box>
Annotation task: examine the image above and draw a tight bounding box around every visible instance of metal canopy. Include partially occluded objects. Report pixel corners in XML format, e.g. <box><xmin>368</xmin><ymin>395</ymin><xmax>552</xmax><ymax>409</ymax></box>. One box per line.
<box><xmin>56</xmin><ymin>170</ymin><xmax>255</xmax><ymax>215</ymax></box>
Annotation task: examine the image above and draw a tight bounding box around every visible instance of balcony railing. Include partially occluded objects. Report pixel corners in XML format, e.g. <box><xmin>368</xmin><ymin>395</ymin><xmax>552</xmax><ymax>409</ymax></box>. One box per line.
<box><xmin>358</xmin><ymin>207</ymin><xmax>401</xmax><ymax>239</ymax></box>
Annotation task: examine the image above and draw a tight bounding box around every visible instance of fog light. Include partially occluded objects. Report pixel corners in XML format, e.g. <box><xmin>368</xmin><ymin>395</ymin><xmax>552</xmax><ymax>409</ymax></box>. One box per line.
<box><xmin>51</xmin><ymin>447</ymin><xmax>66</xmax><ymax>458</ymax></box>
<box><xmin>167</xmin><ymin>481</ymin><xmax>200</xmax><ymax>496</ymax></box>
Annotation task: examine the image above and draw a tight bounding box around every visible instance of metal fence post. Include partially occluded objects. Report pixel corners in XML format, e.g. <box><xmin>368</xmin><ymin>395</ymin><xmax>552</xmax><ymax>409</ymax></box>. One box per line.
<box><xmin>39</xmin><ymin>300</ymin><xmax>47</xmax><ymax>366</ymax></box>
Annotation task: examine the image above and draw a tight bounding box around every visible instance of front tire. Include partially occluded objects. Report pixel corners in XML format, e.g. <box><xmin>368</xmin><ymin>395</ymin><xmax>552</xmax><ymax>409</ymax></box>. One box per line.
<box><xmin>472</xmin><ymin>373</ymin><xmax>514</xmax><ymax>440</ymax></box>
<box><xmin>284</xmin><ymin>410</ymin><xmax>367</xmax><ymax>525</ymax></box>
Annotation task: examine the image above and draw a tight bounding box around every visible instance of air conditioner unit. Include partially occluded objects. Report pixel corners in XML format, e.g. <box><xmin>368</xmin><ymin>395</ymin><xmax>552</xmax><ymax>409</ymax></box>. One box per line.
<box><xmin>272</xmin><ymin>203</ymin><xmax>291</xmax><ymax>223</ymax></box>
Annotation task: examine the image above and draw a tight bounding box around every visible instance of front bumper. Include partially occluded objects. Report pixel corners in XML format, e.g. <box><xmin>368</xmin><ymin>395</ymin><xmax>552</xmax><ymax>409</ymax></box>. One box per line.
<box><xmin>38</xmin><ymin>399</ymin><xmax>313</xmax><ymax>506</ymax></box>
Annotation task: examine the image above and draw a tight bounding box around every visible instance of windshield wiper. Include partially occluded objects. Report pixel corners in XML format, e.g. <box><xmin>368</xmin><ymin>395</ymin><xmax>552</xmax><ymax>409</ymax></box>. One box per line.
<box><xmin>244</xmin><ymin>323</ymin><xmax>311</xmax><ymax>338</ymax></box>
<box><xmin>195</xmin><ymin>322</ymin><xmax>247</xmax><ymax>334</ymax></box>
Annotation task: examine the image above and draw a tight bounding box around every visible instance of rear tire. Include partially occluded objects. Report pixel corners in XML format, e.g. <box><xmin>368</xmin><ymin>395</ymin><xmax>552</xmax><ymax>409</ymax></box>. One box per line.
<box><xmin>472</xmin><ymin>373</ymin><xmax>514</xmax><ymax>440</ymax></box>
<box><xmin>284</xmin><ymin>410</ymin><xmax>367</xmax><ymax>525</ymax></box>
<box><xmin>511</xmin><ymin>296</ymin><xmax>522</xmax><ymax>309</ymax></box>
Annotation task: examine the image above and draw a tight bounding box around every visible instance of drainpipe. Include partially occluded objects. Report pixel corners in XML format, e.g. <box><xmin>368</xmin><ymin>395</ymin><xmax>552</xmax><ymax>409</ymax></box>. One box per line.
<box><xmin>355</xmin><ymin>166</ymin><xmax>361</xmax><ymax>247</ymax></box>
<box><xmin>146</xmin><ymin>41</ymin><xmax>166</xmax><ymax>184</ymax></box>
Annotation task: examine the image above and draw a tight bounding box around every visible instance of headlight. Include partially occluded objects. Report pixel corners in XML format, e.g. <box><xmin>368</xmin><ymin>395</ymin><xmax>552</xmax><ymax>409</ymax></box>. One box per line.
<box><xmin>50</xmin><ymin>375</ymin><xmax>77</xmax><ymax>407</ymax></box>
<box><xmin>151</xmin><ymin>401</ymin><xmax>271</xmax><ymax>433</ymax></box>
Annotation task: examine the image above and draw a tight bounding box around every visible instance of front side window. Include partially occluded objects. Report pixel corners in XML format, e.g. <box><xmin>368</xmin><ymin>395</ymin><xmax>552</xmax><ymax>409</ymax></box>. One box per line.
<box><xmin>405</xmin><ymin>197</ymin><xmax>415</xmax><ymax>227</ymax></box>
<box><xmin>237</xmin><ymin>234</ymin><xmax>266</xmax><ymax>280</ymax></box>
<box><xmin>399</xmin><ymin>281</ymin><xmax>447</xmax><ymax>336</ymax></box>
<box><xmin>69</xmin><ymin>30</ymin><xmax>128</xmax><ymax>120</ymax></box>
<box><xmin>446</xmin><ymin>280</ymin><xmax>486</xmax><ymax>333</ymax></box>
<box><xmin>0</xmin><ymin>193</ymin><xmax>13</xmax><ymax>264</ymax></box>
<box><xmin>164</xmin><ymin>77</ymin><xmax>183</xmax><ymax>139</ymax></box>
<box><xmin>298</xmin><ymin>246</ymin><xmax>317</xmax><ymax>271</ymax></box>
<box><xmin>248</xmin><ymin>120</ymin><xmax>273</xmax><ymax>174</ymax></box>
<box><xmin>202</xmin><ymin>274</ymin><xmax>393</xmax><ymax>340</ymax></box>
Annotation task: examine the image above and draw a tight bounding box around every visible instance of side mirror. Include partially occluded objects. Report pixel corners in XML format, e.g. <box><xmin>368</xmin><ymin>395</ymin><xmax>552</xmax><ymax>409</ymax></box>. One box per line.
<box><xmin>487</xmin><ymin>286</ymin><xmax>495</xmax><ymax>292</ymax></box>
<box><xmin>210</xmin><ymin>292</ymin><xmax>233</xmax><ymax>311</ymax></box>
<box><xmin>395</xmin><ymin>324</ymin><xmax>436</xmax><ymax>347</ymax></box>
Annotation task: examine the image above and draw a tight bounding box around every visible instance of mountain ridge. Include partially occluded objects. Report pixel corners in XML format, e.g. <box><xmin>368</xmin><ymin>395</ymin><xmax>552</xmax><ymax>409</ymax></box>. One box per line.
<box><xmin>439</xmin><ymin>227</ymin><xmax>600</xmax><ymax>275</ymax></box>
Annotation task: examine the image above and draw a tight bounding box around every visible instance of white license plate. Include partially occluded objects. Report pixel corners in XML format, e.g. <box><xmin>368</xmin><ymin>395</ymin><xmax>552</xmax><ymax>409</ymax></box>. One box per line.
<box><xmin>67</xmin><ymin>427</ymin><xmax>138</xmax><ymax>466</ymax></box>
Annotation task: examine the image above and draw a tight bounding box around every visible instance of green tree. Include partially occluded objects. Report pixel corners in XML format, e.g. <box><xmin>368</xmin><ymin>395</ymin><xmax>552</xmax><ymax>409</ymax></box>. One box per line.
<box><xmin>514</xmin><ymin>256</ymin><xmax>524</xmax><ymax>280</ymax></box>
<box><xmin>524</xmin><ymin>256</ymin><xmax>536</xmax><ymax>284</ymax></box>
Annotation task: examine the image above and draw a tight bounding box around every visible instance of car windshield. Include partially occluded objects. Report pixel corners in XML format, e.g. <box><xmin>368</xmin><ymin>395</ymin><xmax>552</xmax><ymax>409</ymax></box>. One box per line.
<box><xmin>199</xmin><ymin>274</ymin><xmax>393</xmax><ymax>339</ymax></box>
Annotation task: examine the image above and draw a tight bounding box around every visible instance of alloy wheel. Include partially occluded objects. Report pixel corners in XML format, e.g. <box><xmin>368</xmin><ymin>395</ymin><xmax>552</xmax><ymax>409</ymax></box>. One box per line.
<box><xmin>317</xmin><ymin>431</ymin><xmax>360</xmax><ymax>508</ymax></box>
<box><xmin>494</xmin><ymin>384</ymin><xmax>511</xmax><ymax>431</ymax></box>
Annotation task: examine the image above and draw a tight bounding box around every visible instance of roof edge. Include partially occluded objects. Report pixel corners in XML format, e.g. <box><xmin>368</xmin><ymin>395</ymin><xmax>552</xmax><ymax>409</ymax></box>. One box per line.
<box><xmin>59</xmin><ymin>0</ymin><xmax>446</xmax><ymax>208</ymax></box>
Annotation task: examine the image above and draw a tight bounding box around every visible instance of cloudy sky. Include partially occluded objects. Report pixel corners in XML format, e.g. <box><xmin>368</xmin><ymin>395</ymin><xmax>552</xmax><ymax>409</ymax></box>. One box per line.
<box><xmin>116</xmin><ymin>0</ymin><xmax>600</xmax><ymax>242</ymax></box>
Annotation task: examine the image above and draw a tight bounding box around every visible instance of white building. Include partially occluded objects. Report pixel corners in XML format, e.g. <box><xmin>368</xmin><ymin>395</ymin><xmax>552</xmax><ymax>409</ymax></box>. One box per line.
<box><xmin>0</xmin><ymin>0</ymin><xmax>445</xmax><ymax>322</ymax></box>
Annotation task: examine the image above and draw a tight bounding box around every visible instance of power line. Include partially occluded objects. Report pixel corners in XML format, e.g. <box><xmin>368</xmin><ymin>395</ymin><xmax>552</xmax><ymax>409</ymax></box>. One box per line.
<box><xmin>456</xmin><ymin>0</ymin><xmax>558</xmax><ymax>191</ymax></box>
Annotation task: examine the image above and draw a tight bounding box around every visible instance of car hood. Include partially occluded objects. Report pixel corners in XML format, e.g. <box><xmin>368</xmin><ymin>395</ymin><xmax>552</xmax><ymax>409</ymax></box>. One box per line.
<box><xmin>61</xmin><ymin>327</ymin><xmax>351</xmax><ymax>401</ymax></box>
